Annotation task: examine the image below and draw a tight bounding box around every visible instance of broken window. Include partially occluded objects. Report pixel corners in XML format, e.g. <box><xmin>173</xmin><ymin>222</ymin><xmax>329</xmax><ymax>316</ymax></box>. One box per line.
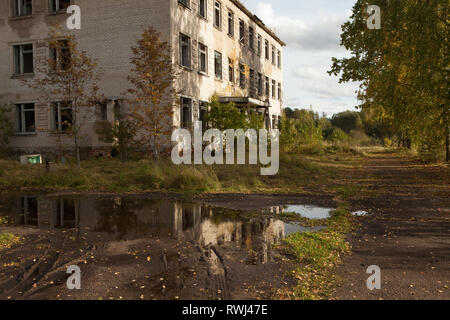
<box><xmin>113</xmin><ymin>100</ymin><xmax>122</xmax><ymax>121</ymax></box>
<box><xmin>272</xmin><ymin>115</ymin><xmax>277</xmax><ymax>129</ymax></box>
<box><xmin>257</xmin><ymin>34</ymin><xmax>262</xmax><ymax>56</ymax></box>
<box><xmin>49</xmin><ymin>0</ymin><xmax>70</xmax><ymax>13</ymax></box>
<box><xmin>199</xmin><ymin>101</ymin><xmax>209</xmax><ymax>131</ymax></box>
<box><xmin>257</xmin><ymin>73</ymin><xmax>262</xmax><ymax>95</ymax></box>
<box><xmin>198</xmin><ymin>0</ymin><xmax>206</xmax><ymax>18</ymax></box>
<box><xmin>272</xmin><ymin>80</ymin><xmax>276</xmax><ymax>98</ymax></box>
<box><xmin>18</xmin><ymin>196</ymin><xmax>38</xmax><ymax>226</ymax></box>
<box><xmin>15</xmin><ymin>103</ymin><xmax>35</xmax><ymax>133</ymax></box>
<box><xmin>13</xmin><ymin>44</ymin><xmax>33</xmax><ymax>75</ymax></box>
<box><xmin>272</xmin><ymin>46</ymin><xmax>276</xmax><ymax>65</ymax></box>
<box><xmin>55</xmin><ymin>199</ymin><xmax>76</xmax><ymax>228</ymax></box>
<box><xmin>264</xmin><ymin>40</ymin><xmax>269</xmax><ymax>60</ymax></box>
<box><xmin>198</xmin><ymin>43</ymin><xmax>208</xmax><ymax>74</ymax></box>
<box><xmin>250</xmin><ymin>69</ymin><xmax>255</xmax><ymax>93</ymax></box>
<box><xmin>98</xmin><ymin>101</ymin><xmax>108</xmax><ymax>121</ymax></box>
<box><xmin>214</xmin><ymin>1</ymin><xmax>221</xmax><ymax>28</ymax></box>
<box><xmin>12</xmin><ymin>0</ymin><xmax>32</xmax><ymax>17</ymax></box>
<box><xmin>249</xmin><ymin>27</ymin><xmax>255</xmax><ymax>50</ymax></box>
<box><xmin>180</xmin><ymin>97</ymin><xmax>192</xmax><ymax>129</ymax></box>
<box><xmin>228</xmin><ymin>11</ymin><xmax>234</xmax><ymax>36</ymax></box>
<box><xmin>214</xmin><ymin>51</ymin><xmax>222</xmax><ymax>80</ymax></box>
<box><xmin>179</xmin><ymin>33</ymin><xmax>191</xmax><ymax>68</ymax></box>
<box><xmin>49</xmin><ymin>40</ymin><xmax>70</xmax><ymax>71</ymax></box>
<box><xmin>239</xmin><ymin>64</ymin><xmax>246</xmax><ymax>88</ymax></box>
<box><xmin>228</xmin><ymin>58</ymin><xmax>234</xmax><ymax>83</ymax></box>
<box><xmin>277</xmin><ymin>50</ymin><xmax>281</xmax><ymax>68</ymax></box>
<box><xmin>51</xmin><ymin>101</ymin><xmax>73</xmax><ymax>132</ymax></box>
<box><xmin>178</xmin><ymin>0</ymin><xmax>190</xmax><ymax>8</ymax></box>
<box><xmin>239</xmin><ymin>20</ymin><xmax>245</xmax><ymax>44</ymax></box>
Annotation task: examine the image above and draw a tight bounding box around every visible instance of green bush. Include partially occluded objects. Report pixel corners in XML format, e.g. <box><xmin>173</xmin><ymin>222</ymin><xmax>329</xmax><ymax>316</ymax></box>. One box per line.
<box><xmin>167</xmin><ymin>167</ymin><xmax>218</xmax><ymax>190</ymax></box>
<box><xmin>328</xmin><ymin>127</ymin><xmax>348</xmax><ymax>142</ymax></box>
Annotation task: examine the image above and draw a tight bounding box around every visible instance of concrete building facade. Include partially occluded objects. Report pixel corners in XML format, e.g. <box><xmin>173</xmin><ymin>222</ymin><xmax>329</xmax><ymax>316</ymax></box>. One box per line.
<box><xmin>0</xmin><ymin>0</ymin><xmax>285</xmax><ymax>156</ymax></box>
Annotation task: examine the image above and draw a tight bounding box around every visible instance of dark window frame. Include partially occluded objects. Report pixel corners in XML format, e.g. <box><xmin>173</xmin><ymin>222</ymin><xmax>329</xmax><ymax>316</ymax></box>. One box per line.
<box><xmin>214</xmin><ymin>51</ymin><xmax>223</xmax><ymax>80</ymax></box>
<box><xmin>257</xmin><ymin>34</ymin><xmax>262</xmax><ymax>56</ymax></box>
<box><xmin>180</xmin><ymin>97</ymin><xmax>192</xmax><ymax>129</ymax></box>
<box><xmin>239</xmin><ymin>19</ymin><xmax>245</xmax><ymax>44</ymax></box>
<box><xmin>49</xmin><ymin>39</ymin><xmax>71</xmax><ymax>72</ymax></box>
<box><xmin>198</xmin><ymin>42</ymin><xmax>208</xmax><ymax>74</ymax></box>
<box><xmin>49</xmin><ymin>0</ymin><xmax>71</xmax><ymax>13</ymax></box>
<box><xmin>198</xmin><ymin>0</ymin><xmax>206</xmax><ymax>19</ymax></box>
<box><xmin>13</xmin><ymin>43</ymin><xmax>34</xmax><ymax>75</ymax></box>
<box><xmin>239</xmin><ymin>63</ymin><xmax>246</xmax><ymax>88</ymax></box>
<box><xmin>179</xmin><ymin>33</ymin><xmax>191</xmax><ymax>68</ymax></box>
<box><xmin>15</xmin><ymin>103</ymin><xmax>35</xmax><ymax>134</ymax></box>
<box><xmin>227</xmin><ymin>10</ymin><xmax>234</xmax><ymax>37</ymax></box>
<box><xmin>264</xmin><ymin>40</ymin><xmax>269</xmax><ymax>60</ymax></box>
<box><xmin>214</xmin><ymin>1</ymin><xmax>222</xmax><ymax>29</ymax></box>
<box><xmin>51</xmin><ymin>101</ymin><xmax>73</xmax><ymax>132</ymax></box>
<box><xmin>178</xmin><ymin>0</ymin><xmax>190</xmax><ymax>9</ymax></box>
<box><xmin>12</xmin><ymin>0</ymin><xmax>32</xmax><ymax>17</ymax></box>
<box><xmin>228</xmin><ymin>58</ymin><xmax>234</xmax><ymax>83</ymax></box>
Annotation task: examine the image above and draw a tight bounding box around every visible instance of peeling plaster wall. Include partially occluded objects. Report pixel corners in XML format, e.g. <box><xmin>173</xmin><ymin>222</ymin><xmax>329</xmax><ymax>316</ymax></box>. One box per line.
<box><xmin>171</xmin><ymin>0</ymin><xmax>284</xmax><ymax>127</ymax></box>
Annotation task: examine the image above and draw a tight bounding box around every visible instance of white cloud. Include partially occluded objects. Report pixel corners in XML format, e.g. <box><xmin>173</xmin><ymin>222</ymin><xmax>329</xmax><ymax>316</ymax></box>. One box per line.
<box><xmin>255</xmin><ymin>2</ymin><xmax>348</xmax><ymax>51</ymax></box>
<box><xmin>292</xmin><ymin>66</ymin><xmax>356</xmax><ymax>99</ymax></box>
<box><xmin>248</xmin><ymin>1</ymin><xmax>360</xmax><ymax>115</ymax></box>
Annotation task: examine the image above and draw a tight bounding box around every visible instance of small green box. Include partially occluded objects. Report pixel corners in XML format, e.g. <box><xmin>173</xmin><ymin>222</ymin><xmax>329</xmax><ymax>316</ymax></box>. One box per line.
<box><xmin>27</xmin><ymin>155</ymin><xmax>42</xmax><ymax>164</ymax></box>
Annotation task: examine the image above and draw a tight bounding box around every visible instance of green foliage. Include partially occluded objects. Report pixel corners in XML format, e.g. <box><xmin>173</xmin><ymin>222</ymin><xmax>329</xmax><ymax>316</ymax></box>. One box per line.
<box><xmin>330</xmin><ymin>111</ymin><xmax>363</xmax><ymax>134</ymax></box>
<box><xmin>127</xmin><ymin>27</ymin><xmax>178</xmax><ymax>158</ymax></box>
<box><xmin>417</xmin><ymin>139</ymin><xmax>446</xmax><ymax>163</ymax></box>
<box><xmin>328</xmin><ymin>127</ymin><xmax>348</xmax><ymax>142</ymax></box>
<box><xmin>21</xmin><ymin>27</ymin><xmax>102</xmax><ymax>168</ymax></box>
<box><xmin>329</xmin><ymin>0</ymin><xmax>449</xmax><ymax>161</ymax></box>
<box><xmin>0</xmin><ymin>104</ymin><xmax>13</xmax><ymax>154</ymax></box>
<box><xmin>204</xmin><ymin>96</ymin><xmax>264</xmax><ymax>131</ymax></box>
<box><xmin>279</xmin><ymin>202</ymin><xmax>353</xmax><ymax>300</ymax></box>
<box><xmin>280</xmin><ymin>109</ymin><xmax>324</xmax><ymax>153</ymax></box>
<box><xmin>0</xmin><ymin>233</ymin><xmax>21</xmax><ymax>249</ymax></box>
<box><xmin>95</xmin><ymin>114</ymin><xmax>138</xmax><ymax>161</ymax></box>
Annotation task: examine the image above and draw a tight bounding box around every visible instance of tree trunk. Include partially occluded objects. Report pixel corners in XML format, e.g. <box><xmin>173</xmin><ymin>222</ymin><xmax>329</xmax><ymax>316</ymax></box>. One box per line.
<box><xmin>73</xmin><ymin>106</ymin><xmax>81</xmax><ymax>169</ymax></box>
<box><xmin>445</xmin><ymin>108</ymin><xmax>449</xmax><ymax>162</ymax></box>
<box><xmin>446</xmin><ymin>126</ymin><xmax>449</xmax><ymax>162</ymax></box>
<box><xmin>75</xmin><ymin>134</ymin><xmax>81</xmax><ymax>169</ymax></box>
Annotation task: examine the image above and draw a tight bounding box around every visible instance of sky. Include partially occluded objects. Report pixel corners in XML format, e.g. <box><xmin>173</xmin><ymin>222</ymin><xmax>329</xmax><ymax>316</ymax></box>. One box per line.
<box><xmin>240</xmin><ymin>0</ymin><xmax>360</xmax><ymax>116</ymax></box>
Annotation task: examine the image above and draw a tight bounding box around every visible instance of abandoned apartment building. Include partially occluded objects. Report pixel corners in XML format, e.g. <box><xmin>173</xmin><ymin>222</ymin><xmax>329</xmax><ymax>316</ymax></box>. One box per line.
<box><xmin>0</xmin><ymin>0</ymin><xmax>285</xmax><ymax>156</ymax></box>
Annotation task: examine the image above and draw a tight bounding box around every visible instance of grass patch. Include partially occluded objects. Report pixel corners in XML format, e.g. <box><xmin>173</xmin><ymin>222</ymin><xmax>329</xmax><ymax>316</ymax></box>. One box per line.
<box><xmin>277</xmin><ymin>203</ymin><xmax>353</xmax><ymax>300</ymax></box>
<box><xmin>0</xmin><ymin>233</ymin><xmax>21</xmax><ymax>249</ymax></box>
<box><xmin>0</xmin><ymin>216</ymin><xmax>8</xmax><ymax>225</ymax></box>
<box><xmin>0</xmin><ymin>151</ymin><xmax>351</xmax><ymax>194</ymax></box>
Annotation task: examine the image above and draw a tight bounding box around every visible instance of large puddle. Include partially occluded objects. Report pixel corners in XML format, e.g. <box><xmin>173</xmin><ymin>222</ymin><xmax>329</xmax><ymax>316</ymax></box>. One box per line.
<box><xmin>280</xmin><ymin>205</ymin><xmax>333</xmax><ymax>219</ymax></box>
<box><xmin>0</xmin><ymin>194</ymin><xmax>337</xmax><ymax>299</ymax></box>
<box><xmin>0</xmin><ymin>194</ymin><xmax>331</xmax><ymax>263</ymax></box>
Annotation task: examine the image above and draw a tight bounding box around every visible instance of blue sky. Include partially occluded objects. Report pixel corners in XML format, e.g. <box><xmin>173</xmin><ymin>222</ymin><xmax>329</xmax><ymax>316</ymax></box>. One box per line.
<box><xmin>241</xmin><ymin>0</ymin><xmax>359</xmax><ymax>116</ymax></box>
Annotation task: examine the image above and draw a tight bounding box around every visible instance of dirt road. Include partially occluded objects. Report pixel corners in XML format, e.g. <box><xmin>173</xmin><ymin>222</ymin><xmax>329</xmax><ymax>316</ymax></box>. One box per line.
<box><xmin>333</xmin><ymin>155</ymin><xmax>450</xmax><ymax>300</ymax></box>
<box><xmin>0</xmin><ymin>154</ymin><xmax>448</xmax><ymax>300</ymax></box>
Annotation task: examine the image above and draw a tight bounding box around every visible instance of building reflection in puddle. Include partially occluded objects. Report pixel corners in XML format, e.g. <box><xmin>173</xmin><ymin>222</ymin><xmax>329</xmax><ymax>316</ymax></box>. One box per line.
<box><xmin>1</xmin><ymin>195</ymin><xmax>314</xmax><ymax>264</ymax></box>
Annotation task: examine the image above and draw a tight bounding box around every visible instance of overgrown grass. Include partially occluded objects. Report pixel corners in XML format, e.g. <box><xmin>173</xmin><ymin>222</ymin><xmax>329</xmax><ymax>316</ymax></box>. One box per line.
<box><xmin>0</xmin><ymin>151</ymin><xmax>353</xmax><ymax>194</ymax></box>
<box><xmin>0</xmin><ymin>233</ymin><xmax>21</xmax><ymax>249</ymax></box>
<box><xmin>277</xmin><ymin>203</ymin><xmax>354</xmax><ymax>300</ymax></box>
